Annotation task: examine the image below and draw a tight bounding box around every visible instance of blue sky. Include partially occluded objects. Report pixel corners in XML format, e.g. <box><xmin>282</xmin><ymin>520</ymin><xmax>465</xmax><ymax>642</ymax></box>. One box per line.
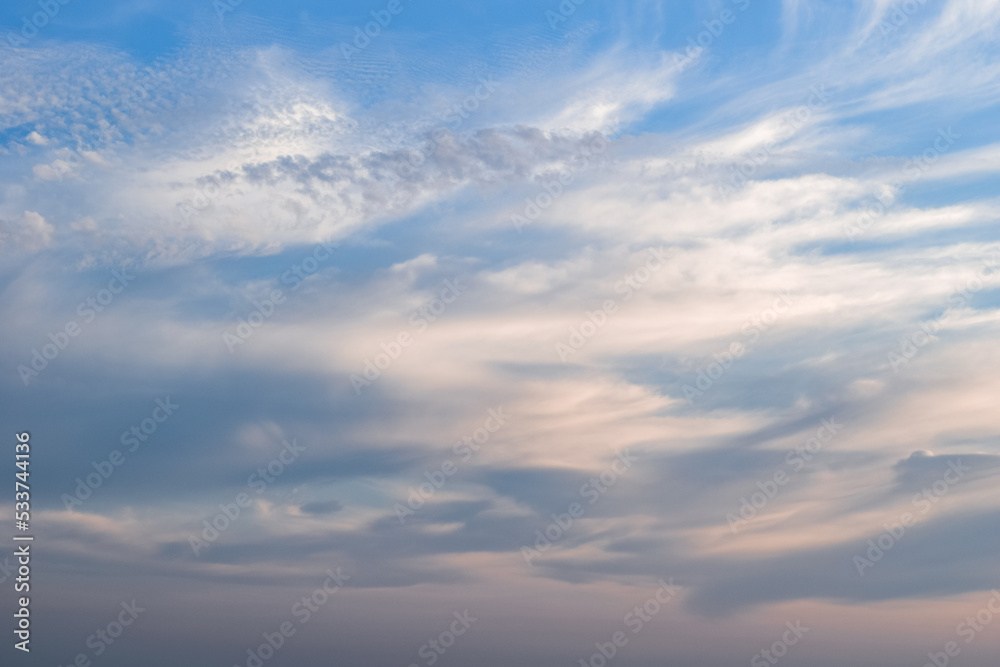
<box><xmin>2</xmin><ymin>1</ymin><xmax>1000</xmax><ymax>666</ymax></box>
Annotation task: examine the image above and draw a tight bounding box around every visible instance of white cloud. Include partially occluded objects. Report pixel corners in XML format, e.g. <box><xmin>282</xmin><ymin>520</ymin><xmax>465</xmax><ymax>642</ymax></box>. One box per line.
<box><xmin>0</xmin><ymin>210</ymin><xmax>54</xmax><ymax>252</ymax></box>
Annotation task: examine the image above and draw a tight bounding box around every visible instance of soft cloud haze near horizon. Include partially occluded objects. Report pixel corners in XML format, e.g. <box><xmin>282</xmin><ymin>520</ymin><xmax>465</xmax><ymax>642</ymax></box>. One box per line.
<box><xmin>1</xmin><ymin>1</ymin><xmax>999</xmax><ymax>665</ymax></box>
